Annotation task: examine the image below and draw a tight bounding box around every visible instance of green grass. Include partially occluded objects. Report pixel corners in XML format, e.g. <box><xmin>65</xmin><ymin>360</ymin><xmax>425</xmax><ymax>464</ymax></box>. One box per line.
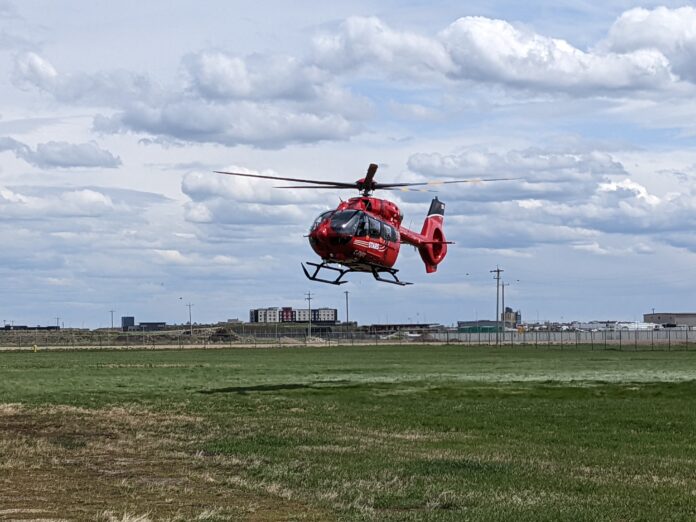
<box><xmin>1</xmin><ymin>345</ymin><xmax>696</xmax><ymax>520</ymax></box>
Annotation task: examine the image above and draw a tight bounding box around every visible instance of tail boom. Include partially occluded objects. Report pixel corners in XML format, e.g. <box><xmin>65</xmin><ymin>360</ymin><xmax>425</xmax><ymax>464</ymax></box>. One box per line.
<box><xmin>399</xmin><ymin>197</ymin><xmax>449</xmax><ymax>273</ymax></box>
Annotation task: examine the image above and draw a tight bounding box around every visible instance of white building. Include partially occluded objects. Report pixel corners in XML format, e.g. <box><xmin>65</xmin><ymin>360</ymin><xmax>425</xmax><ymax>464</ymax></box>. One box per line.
<box><xmin>250</xmin><ymin>307</ymin><xmax>281</xmax><ymax>323</ymax></box>
<box><xmin>295</xmin><ymin>308</ymin><xmax>310</xmax><ymax>322</ymax></box>
<box><xmin>249</xmin><ymin>306</ymin><xmax>337</xmax><ymax>324</ymax></box>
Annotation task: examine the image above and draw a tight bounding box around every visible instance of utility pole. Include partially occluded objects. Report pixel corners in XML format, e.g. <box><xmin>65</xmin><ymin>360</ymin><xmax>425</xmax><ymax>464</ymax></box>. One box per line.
<box><xmin>344</xmin><ymin>290</ymin><xmax>350</xmax><ymax>324</ymax></box>
<box><xmin>55</xmin><ymin>317</ymin><xmax>60</xmax><ymax>328</ymax></box>
<box><xmin>109</xmin><ymin>310</ymin><xmax>115</xmax><ymax>331</ymax></box>
<box><xmin>490</xmin><ymin>266</ymin><xmax>503</xmax><ymax>345</ymax></box>
<box><xmin>186</xmin><ymin>303</ymin><xmax>194</xmax><ymax>337</ymax></box>
<box><xmin>305</xmin><ymin>292</ymin><xmax>313</xmax><ymax>339</ymax></box>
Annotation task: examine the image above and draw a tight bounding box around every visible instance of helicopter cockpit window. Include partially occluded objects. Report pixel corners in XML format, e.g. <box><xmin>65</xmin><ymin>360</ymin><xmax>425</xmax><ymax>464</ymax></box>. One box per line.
<box><xmin>310</xmin><ymin>210</ymin><xmax>334</xmax><ymax>232</ymax></box>
<box><xmin>368</xmin><ymin>217</ymin><xmax>381</xmax><ymax>238</ymax></box>
<box><xmin>330</xmin><ymin>210</ymin><xmax>362</xmax><ymax>235</ymax></box>
<box><xmin>381</xmin><ymin>223</ymin><xmax>398</xmax><ymax>242</ymax></box>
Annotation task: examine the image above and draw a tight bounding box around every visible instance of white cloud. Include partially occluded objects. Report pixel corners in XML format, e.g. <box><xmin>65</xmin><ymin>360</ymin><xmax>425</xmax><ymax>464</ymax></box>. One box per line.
<box><xmin>406</xmin><ymin>148</ymin><xmax>626</xmax><ymax>203</ymax></box>
<box><xmin>403</xmin><ymin>145</ymin><xmax>696</xmax><ymax>256</ymax></box>
<box><xmin>313</xmin><ymin>16</ymin><xmax>455</xmax><ymax>78</ymax></box>
<box><xmin>13</xmin><ymin>52</ymin><xmax>58</xmax><ymax>90</ymax></box>
<box><xmin>182</xmin><ymin>169</ymin><xmax>324</xmax><ymax>205</ymax></box>
<box><xmin>153</xmin><ymin>249</ymin><xmax>191</xmax><ymax>265</ymax></box>
<box><xmin>0</xmin><ymin>185</ymin><xmax>116</xmax><ymax>218</ymax></box>
<box><xmin>311</xmin><ymin>14</ymin><xmax>680</xmax><ymax>95</ymax></box>
<box><xmin>185</xmin><ymin>52</ymin><xmax>334</xmax><ymax>102</ymax></box>
<box><xmin>0</xmin><ymin>137</ymin><xmax>121</xmax><ymax>168</ymax></box>
<box><xmin>14</xmin><ymin>49</ymin><xmax>368</xmax><ymax>149</ymax></box>
<box><xmin>96</xmin><ymin>99</ymin><xmax>357</xmax><ymax>148</ymax></box>
<box><xmin>13</xmin><ymin>52</ymin><xmax>159</xmax><ymax>106</ymax></box>
<box><xmin>603</xmin><ymin>6</ymin><xmax>696</xmax><ymax>82</ymax></box>
<box><xmin>438</xmin><ymin>16</ymin><xmax>674</xmax><ymax>93</ymax></box>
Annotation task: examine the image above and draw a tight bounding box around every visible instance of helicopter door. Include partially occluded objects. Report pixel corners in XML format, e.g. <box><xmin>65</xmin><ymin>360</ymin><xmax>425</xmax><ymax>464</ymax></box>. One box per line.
<box><xmin>362</xmin><ymin>216</ymin><xmax>388</xmax><ymax>262</ymax></box>
<box><xmin>381</xmin><ymin>221</ymin><xmax>400</xmax><ymax>264</ymax></box>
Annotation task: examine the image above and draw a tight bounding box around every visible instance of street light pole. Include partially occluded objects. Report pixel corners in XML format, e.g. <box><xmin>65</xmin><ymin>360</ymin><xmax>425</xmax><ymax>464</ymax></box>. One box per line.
<box><xmin>344</xmin><ymin>290</ymin><xmax>349</xmax><ymax>324</ymax></box>
<box><xmin>490</xmin><ymin>266</ymin><xmax>503</xmax><ymax>345</ymax></box>
<box><xmin>502</xmin><ymin>282</ymin><xmax>511</xmax><ymax>327</ymax></box>
<box><xmin>305</xmin><ymin>292</ymin><xmax>313</xmax><ymax>339</ymax></box>
<box><xmin>109</xmin><ymin>309</ymin><xmax>115</xmax><ymax>331</ymax></box>
<box><xmin>501</xmin><ymin>282</ymin><xmax>510</xmax><ymax>344</ymax></box>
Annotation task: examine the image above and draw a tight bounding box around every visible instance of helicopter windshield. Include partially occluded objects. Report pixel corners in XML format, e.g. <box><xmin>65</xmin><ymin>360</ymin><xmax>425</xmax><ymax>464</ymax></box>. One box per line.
<box><xmin>330</xmin><ymin>210</ymin><xmax>363</xmax><ymax>235</ymax></box>
<box><xmin>310</xmin><ymin>210</ymin><xmax>334</xmax><ymax>232</ymax></box>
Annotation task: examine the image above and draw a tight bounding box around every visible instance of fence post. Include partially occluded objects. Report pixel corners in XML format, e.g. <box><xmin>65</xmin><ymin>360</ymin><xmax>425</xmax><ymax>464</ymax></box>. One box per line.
<box><xmin>604</xmin><ymin>330</ymin><xmax>607</xmax><ymax>350</ymax></box>
<box><xmin>668</xmin><ymin>329</ymin><xmax>671</xmax><ymax>351</ymax></box>
<box><xmin>619</xmin><ymin>329</ymin><xmax>622</xmax><ymax>351</ymax></box>
<box><xmin>651</xmin><ymin>329</ymin><xmax>654</xmax><ymax>351</ymax></box>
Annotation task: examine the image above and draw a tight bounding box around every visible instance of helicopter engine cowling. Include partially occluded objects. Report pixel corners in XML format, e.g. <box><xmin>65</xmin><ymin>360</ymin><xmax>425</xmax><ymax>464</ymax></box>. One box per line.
<box><xmin>418</xmin><ymin>198</ymin><xmax>448</xmax><ymax>273</ymax></box>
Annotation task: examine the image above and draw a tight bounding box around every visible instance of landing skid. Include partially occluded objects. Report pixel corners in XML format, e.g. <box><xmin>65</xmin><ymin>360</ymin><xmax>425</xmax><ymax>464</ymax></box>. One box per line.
<box><xmin>301</xmin><ymin>261</ymin><xmax>350</xmax><ymax>285</ymax></box>
<box><xmin>302</xmin><ymin>261</ymin><xmax>412</xmax><ymax>286</ymax></box>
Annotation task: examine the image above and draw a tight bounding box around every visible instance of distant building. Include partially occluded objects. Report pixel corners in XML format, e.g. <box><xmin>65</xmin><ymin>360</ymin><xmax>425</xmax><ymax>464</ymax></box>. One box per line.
<box><xmin>501</xmin><ymin>307</ymin><xmax>521</xmax><ymax>327</ymax></box>
<box><xmin>458</xmin><ymin>320</ymin><xmax>499</xmax><ymax>333</ymax></box>
<box><xmin>280</xmin><ymin>307</ymin><xmax>294</xmax><ymax>322</ymax></box>
<box><xmin>121</xmin><ymin>316</ymin><xmax>135</xmax><ymax>331</ymax></box>
<box><xmin>2</xmin><ymin>325</ymin><xmax>59</xmax><ymax>331</ymax></box>
<box><xmin>249</xmin><ymin>306</ymin><xmax>337</xmax><ymax>324</ymax></box>
<box><xmin>313</xmin><ymin>308</ymin><xmax>337</xmax><ymax>323</ymax></box>
<box><xmin>250</xmin><ymin>307</ymin><xmax>280</xmax><ymax>323</ymax></box>
<box><xmin>643</xmin><ymin>313</ymin><xmax>696</xmax><ymax>327</ymax></box>
<box><xmin>138</xmin><ymin>322</ymin><xmax>166</xmax><ymax>331</ymax></box>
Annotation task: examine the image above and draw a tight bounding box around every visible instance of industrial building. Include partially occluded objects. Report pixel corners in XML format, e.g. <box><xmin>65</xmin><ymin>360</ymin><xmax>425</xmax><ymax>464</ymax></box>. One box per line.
<box><xmin>643</xmin><ymin>313</ymin><xmax>696</xmax><ymax>327</ymax></box>
<box><xmin>458</xmin><ymin>320</ymin><xmax>500</xmax><ymax>333</ymax></box>
<box><xmin>121</xmin><ymin>316</ymin><xmax>135</xmax><ymax>331</ymax></box>
<box><xmin>502</xmin><ymin>307</ymin><xmax>521</xmax><ymax>327</ymax></box>
<box><xmin>250</xmin><ymin>307</ymin><xmax>338</xmax><ymax>324</ymax></box>
<box><xmin>120</xmin><ymin>316</ymin><xmax>167</xmax><ymax>331</ymax></box>
<box><xmin>1</xmin><ymin>325</ymin><xmax>60</xmax><ymax>331</ymax></box>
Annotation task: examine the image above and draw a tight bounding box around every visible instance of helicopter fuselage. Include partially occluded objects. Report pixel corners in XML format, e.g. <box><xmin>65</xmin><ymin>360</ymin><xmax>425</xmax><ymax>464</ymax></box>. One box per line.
<box><xmin>308</xmin><ymin>196</ymin><xmax>445</xmax><ymax>274</ymax></box>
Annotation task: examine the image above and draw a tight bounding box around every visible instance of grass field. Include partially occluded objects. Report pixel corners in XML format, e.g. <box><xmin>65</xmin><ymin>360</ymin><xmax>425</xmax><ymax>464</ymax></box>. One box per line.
<box><xmin>1</xmin><ymin>345</ymin><xmax>696</xmax><ymax>521</ymax></box>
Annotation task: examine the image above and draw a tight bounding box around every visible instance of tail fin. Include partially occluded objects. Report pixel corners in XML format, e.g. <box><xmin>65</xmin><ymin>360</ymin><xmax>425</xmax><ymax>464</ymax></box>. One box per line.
<box><xmin>418</xmin><ymin>197</ymin><xmax>448</xmax><ymax>273</ymax></box>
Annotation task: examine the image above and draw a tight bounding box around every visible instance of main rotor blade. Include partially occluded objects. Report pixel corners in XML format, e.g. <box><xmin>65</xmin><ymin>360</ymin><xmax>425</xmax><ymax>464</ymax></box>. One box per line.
<box><xmin>214</xmin><ymin>170</ymin><xmax>356</xmax><ymax>188</ymax></box>
<box><xmin>363</xmin><ymin>163</ymin><xmax>378</xmax><ymax>187</ymax></box>
<box><xmin>375</xmin><ymin>176</ymin><xmax>520</xmax><ymax>189</ymax></box>
<box><xmin>380</xmin><ymin>187</ymin><xmax>436</xmax><ymax>193</ymax></box>
<box><xmin>275</xmin><ymin>185</ymin><xmax>356</xmax><ymax>189</ymax></box>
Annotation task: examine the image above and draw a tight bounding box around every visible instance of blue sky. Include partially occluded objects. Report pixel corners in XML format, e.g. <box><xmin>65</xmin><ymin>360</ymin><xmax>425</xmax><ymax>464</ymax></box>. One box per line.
<box><xmin>2</xmin><ymin>1</ymin><xmax>696</xmax><ymax>328</ymax></box>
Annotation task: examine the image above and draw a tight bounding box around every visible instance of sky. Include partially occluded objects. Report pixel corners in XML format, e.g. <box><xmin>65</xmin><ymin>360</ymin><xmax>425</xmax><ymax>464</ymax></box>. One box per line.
<box><xmin>2</xmin><ymin>1</ymin><xmax>696</xmax><ymax>328</ymax></box>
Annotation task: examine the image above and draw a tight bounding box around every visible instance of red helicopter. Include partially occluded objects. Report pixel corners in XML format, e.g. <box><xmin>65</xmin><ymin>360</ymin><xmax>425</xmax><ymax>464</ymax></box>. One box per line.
<box><xmin>215</xmin><ymin>163</ymin><xmax>512</xmax><ymax>285</ymax></box>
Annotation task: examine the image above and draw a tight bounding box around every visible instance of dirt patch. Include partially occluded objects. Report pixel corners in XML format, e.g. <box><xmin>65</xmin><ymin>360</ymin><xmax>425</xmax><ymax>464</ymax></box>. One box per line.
<box><xmin>0</xmin><ymin>404</ymin><xmax>331</xmax><ymax>521</ymax></box>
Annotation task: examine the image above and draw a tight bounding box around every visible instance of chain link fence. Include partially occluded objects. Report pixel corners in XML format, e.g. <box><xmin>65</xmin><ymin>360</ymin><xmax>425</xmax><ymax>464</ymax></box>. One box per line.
<box><xmin>0</xmin><ymin>326</ymin><xmax>694</xmax><ymax>351</ymax></box>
